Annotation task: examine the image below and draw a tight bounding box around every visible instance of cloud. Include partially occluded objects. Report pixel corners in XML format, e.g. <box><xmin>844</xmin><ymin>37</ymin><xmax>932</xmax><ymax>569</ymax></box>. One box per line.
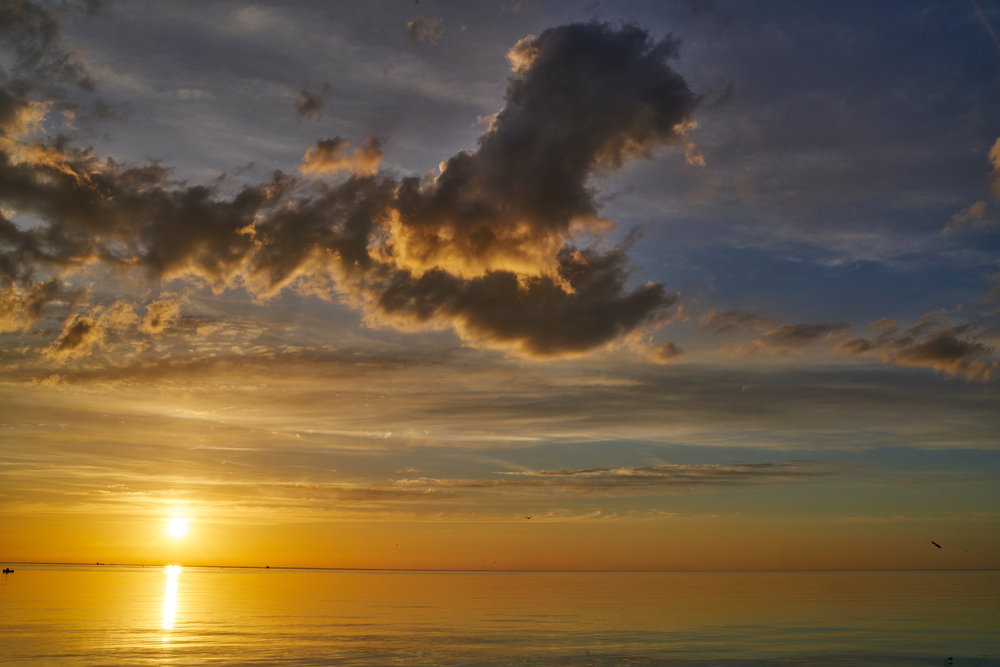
<box><xmin>709</xmin><ymin>81</ymin><xmax>735</xmax><ymax>109</ymax></box>
<box><xmin>738</xmin><ymin>324</ymin><xmax>850</xmax><ymax>357</ymax></box>
<box><xmin>41</xmin><ymin>300</ymin><xmax>139</xmax><ymax>360</ymax></box>
<box><xmin>102</xmin><ymin>301</ymin><xmax>139</xmax><ymax>328</ymax></box>
<box><xmin>991</xmin><ymin>135</ymin><xmax>1000</xmax><ymax>199</ymax></box>
<box><xmin>988</xmin><ymin>269</ymin><xmax>1000</xmax><ymax>302</ymax></box>
<box><xmin>294</xmin><ymin>82</ymin><xmax>329</xmax><ymax>122</ymax></box>
<box><xmin>879</xmin><ymin>328</ymin><xmax>996</xmax><ymax>381</ymax></box>
<box><xmin>869</xmin><ymin>317</ymin><xmax>898</xmax><ymax>335</ymax></box>
<box><xmin>942</xmin><ymin>200</ymin><xmax>989</xmax><ymax>235</ymax></box>
<box><xmin>702</xmin><ymin>309</ymin><xmax>850</xmax><ymax>355</ymax></box>
<box><xmin>827</xmin><ymin>512</ymin><xmax>1000</xmax><ymax>524</ymax></box>
<box><xmin>299</xmin><ymin>136</ymin><xmax>383</xmax><ymax>177</ymax></box>
<box><xmin>35</xmin><ymin>298</ymin><xmax>184</xmax><ymax>361</ymax></box>
<box><xmin>765</xmin><ymin>322</ymin><xmax>851</xmax><ymax>345</ymax></box>
<box><xmin>43</xmin><ymin>312</ymin><xmax>103</xmax><ymax>359</ymax></box>
<box><xmin>140</xmin><ymin>299</ymin><xmax>179</xmax><ymax>334</ymax></box>
<box><xmin>0</xmin><ymin>21</ymin><xmax>696</xmax><ymax>359</ymax></box>
<box><xmin>839</xmin><ymin>314</ymin><xmax>998</xmax><ymax>382</ymax></box>
<box><xmin>384</xmin><ymin>22</ymin><xmax>696</xmax><ymax>285</ymax></box>
<box><xmin>942</xmin><ymin>134</ymin><xmax>1000</xmax><ymax>234</ymax></box>
<box><xmin>0</xmin><ymin>94</ymin><xmax>50</xmax><ymax>138</ymax></box>
<box><xmin>406</xmin><ymin>17</ymin><xmax>444</xmax><ymax>44</ymax></box>
<box><xmin>506</xmin><ymin>35</ymin><xmax>539</xmax><ymax>72</ymax></box>
<box><xmin>0</xmin><ymin>0</ymin><xmax>98</xmax><ymax>93</ymax></box>
<box><xmin>701</xmin><ymin>309</ymin><xmax>772</xmax><ymax>333</ymax></box>
<box><xmin>0</xmin><ymin>277</ymin><xmax>60</xmax><ymax>332</ymax></box>
<box><xmin>369</xmin><ymin>248</ymin><xmax>677</xmax><ymax>356</ymax></box>
<box><xmin>260</xmin><ymin>461</ymin><xmax>837</xmax><ymax>501</ymax></box>
<box><xmin>654</xmin><ymin>341</ymin><xmax>682</xmax><ymax>362</ymax></box>
<box><xmin>508</xmin><ymin>461</ymin><xmax>831</xmax><ymax>484</ymax></box>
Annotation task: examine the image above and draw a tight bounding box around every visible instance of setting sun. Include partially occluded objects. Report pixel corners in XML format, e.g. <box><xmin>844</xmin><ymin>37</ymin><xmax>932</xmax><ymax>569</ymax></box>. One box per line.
<box><xmin>167</xmin><ymin>519</ymin><xmax>187</xmax><ymax>538</ymax></box>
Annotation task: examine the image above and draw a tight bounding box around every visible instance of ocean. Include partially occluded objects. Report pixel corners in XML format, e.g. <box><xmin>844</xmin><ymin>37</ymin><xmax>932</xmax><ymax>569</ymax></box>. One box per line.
<box><xmin>1</xmin><ymin>564</ymin><xmax>997</xmax><ymax>666</ymax></box>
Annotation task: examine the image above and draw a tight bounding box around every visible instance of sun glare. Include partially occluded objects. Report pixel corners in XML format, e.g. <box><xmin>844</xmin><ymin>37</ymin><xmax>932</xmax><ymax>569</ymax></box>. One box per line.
<box><xmin>163</xmin><ymin>564</ymin><xmax>181</xmax><ymax>631</ymax></box>
<box><xmin>167</xmin><ymin>518</ymin><xmax>187</xmax><ymax>538</ymax></box>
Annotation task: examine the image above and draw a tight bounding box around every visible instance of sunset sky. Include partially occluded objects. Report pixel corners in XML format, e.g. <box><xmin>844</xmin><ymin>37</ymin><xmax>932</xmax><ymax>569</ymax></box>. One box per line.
<box><xmin>1</xmin><ymin>0</ymin><xmax>998</xmax><ymax>570</ymax></box>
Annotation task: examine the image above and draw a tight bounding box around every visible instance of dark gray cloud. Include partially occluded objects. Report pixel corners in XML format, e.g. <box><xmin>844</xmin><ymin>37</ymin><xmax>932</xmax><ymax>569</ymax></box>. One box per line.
<box><xmin>293</xmin><ymin>82</ymin><xmax>329</xmax><ymax>122</ymax></box>
<box><xmin>766</xmin><ymin>322</ymin><xmax>850</xmax><ymax>345</ymax></box>
<box><xmin>839</xmin><ymin>315</ymin><xmax>998</xmax><ymax>382</ymax></box>
<box><xmin>392</xmin><ymin>22</ymin><xmax>696</xmax><ymax>279</ymax></box>
<box><xmin>747</xmin><ymin>322</ymin><xmax>851</xmax><ymax>356</ymax></box>
<box><xmin>0</xmin><ymin>0</ymin><xmax>98</xmax><ymax>94</ymax></box>
<box><xmin>371</xmin><ymin>247</ymin><xmax>676</xmax><ymax>356</ymax></box>
<box><xmin>701</xmin><ymin>309</ymin><xmax>850</xmax><ymax>354</ymax></box>
<box><xmin>0</xmin><ymin>21</ymin><xmax>696</xmax><ymax>358</ymax></box>
<box><xmin>406</xmin><ymin>16</ymin><xmax>443</xmax><ymax>44</ymax></box>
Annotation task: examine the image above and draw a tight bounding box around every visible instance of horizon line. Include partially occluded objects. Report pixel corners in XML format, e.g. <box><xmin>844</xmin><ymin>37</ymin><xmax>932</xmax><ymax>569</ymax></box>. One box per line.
<box><xmin>3</xmin><ymin>561</ymin><xmax>997</xmax><ymax>573</ymax></box>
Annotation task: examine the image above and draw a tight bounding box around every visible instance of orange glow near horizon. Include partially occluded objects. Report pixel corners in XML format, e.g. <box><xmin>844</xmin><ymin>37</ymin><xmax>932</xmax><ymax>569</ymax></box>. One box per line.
<box><xmin>3</xmin><ymin>511</ymin><xmax>995</xmax><ymax>571</ymax></box>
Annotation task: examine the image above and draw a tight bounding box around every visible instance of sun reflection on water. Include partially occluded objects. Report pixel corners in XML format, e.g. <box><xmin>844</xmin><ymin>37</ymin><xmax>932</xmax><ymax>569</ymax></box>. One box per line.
<box><xmin>162</xmin><ymin>565</ymin><xmax>181</xmax><ymax>634</ymax></box>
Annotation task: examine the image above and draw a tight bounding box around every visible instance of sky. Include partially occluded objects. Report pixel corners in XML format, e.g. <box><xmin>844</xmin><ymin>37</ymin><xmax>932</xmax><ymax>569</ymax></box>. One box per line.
<box><xmin>1</xmin><ymin>0</ymin><xmax>998</xmax><ymax>571</ymax></box>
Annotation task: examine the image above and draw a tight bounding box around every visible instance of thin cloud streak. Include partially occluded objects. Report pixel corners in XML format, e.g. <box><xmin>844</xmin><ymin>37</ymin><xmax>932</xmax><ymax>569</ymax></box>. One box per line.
<box><xmin>839</xmin><ymin>311</ymin><xmax>998</xmax><ymax>382</ymax></box>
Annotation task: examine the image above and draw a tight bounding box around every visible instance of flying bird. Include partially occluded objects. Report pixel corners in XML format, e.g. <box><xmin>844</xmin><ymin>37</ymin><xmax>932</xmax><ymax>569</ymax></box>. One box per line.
<box><xmin>931</xmin><ymin>541</ymin><xmax>941</xmax><ymax>548</ymax></box>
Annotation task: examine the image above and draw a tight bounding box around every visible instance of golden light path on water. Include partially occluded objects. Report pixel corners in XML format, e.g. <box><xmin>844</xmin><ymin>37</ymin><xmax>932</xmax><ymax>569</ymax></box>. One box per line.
<box><xmin>162</xmin><ymin>565</ymin><xmax>181</xmax><ymax>634</ymax></box>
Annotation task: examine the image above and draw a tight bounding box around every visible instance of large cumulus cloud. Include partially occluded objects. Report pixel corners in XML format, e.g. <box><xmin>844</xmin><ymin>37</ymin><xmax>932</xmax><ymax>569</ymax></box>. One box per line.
<box><xmin>391</xmin><ymin>22</ymin><xmax>696</xmax><ymax>281</ymax></box>
<box><xmin>0</xmin><ymin>18</ymin><xmax>696</xmax><ymax>358</ymax></box>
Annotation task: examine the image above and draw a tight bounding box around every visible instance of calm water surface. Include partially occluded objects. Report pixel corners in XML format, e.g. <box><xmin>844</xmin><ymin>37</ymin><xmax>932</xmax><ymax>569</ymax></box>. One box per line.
<box><xmin>1</xmin><ymin>565</ymin><xmax>997</xmax><ymax>666</ymax></box>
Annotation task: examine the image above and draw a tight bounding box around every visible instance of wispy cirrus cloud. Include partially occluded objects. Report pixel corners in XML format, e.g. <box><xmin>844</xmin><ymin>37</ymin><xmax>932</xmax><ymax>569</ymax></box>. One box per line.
<box><xmin>260</xmin><ymin>461</ymin><xmax>838</xmax><ymax>501</ymax></box>
<box><xmin>827</xmin><ymin>512</ymin><xmax>1000</xmax><ymax>524</ymax></box>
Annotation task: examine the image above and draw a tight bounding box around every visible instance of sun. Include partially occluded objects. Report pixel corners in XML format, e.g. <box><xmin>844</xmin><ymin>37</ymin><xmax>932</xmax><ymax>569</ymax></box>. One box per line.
<box><xmin>167</xmin><ymin>518</ymin><xmax>187</xmax><ymax>538</ymax></box>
